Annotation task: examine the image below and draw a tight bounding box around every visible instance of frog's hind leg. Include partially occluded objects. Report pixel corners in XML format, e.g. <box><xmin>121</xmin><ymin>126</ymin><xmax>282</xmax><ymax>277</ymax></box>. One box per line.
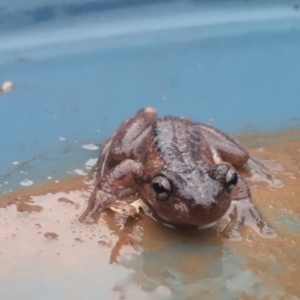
<box><xmin>198</xmin><ymin>123</ymin><xmax>249</xmax><ymax>169</ymax></box>
<box><xmin>107</xmin><ymin>107</ymin><xmax>157</xmax><ymax>160</ymax></box>
<box><xmin>91</xmin><ymin>107</ymin><xmax>157</xmax><ymax>182</ymax></box>
<box><xmin>86</xmin><ymin>139</ymin><xmax>111</xmax><ymax>182</ymax></box>
<box><xmin>198</xmin><ymin>123</ymin><xmax>281</xmax><ymax>187</ymax></box>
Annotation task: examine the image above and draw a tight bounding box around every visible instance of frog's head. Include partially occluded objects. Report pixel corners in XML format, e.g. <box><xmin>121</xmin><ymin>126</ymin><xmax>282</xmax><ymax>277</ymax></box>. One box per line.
<box><xmin>139</xmin><ymin>164</ymin><xmax>238</xmax><ymax>227</ymax></box>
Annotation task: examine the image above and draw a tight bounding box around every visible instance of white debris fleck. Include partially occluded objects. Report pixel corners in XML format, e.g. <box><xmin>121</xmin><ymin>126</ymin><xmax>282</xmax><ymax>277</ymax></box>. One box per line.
<box><xmin>20</xmin><ymin>179</ymin><xmax>33</xmax><ymax>187</ymax></box>
<box><xmin>4</xmin><ymin>182</ymin><xmax>8</xmax><ymax>185</ymax></box>
<box><xmin>47</xmin><ymin>176</ymin><xmax>52</xmax><ymax>180</ymax></box>
<box><xmin>85</xmin><ymin>158</ymin><xmax>97</xmax><ymax>169</ymax></box>
<box><xmin>0</xmin><ymin>81</ymin><xmax>14</xmax><ymax>93</ymax></box>
<box><xmin>55</xmin><ymin>180</ymin><xmax>60</xmax><ymax>183</ymax></box>
<box><xmin>82</xmin><ymin>143</ymin><xmax>99</xmax><ymax>151</ymax></box>
<box><xmin>75</xmin><ymin>169</ymin><xmax>87</xmax><ymax>176</ymax></box>
<box><xmin>12</xmin><ymin>161</ymin><xmax>19</xmax><ymax>165</ymax></box>
<box><xmin>59</xmin><ymin>137</ymin><xmax>66</xmax><ymax>141</ymax></box>
<box><xmin>20</xmin><ymin>171</ymin><xmax>24</xmax><ymax>174</ymax></box>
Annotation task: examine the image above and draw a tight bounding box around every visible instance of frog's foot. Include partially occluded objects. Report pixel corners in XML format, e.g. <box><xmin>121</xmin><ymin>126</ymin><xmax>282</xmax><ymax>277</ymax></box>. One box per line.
<box><xmin>219</xmin><ymin>198</ymin><xmax>276</xmax><ymax>240</ymax></box>
<box><xmin>247</xmin><ymin>155</ymin><xmax>283</xmax><ymax>187</ymax></box>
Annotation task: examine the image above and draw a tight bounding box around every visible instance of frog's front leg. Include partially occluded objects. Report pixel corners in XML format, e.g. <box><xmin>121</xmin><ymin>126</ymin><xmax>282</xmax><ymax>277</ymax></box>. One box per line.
<box><xmin>79</xmin><ymin>159</ymin><xmax>142</xmax><ymax>224</ymax></box>
<box><xmin>197</xmin><ymin>124</ymin><xmax>276</xmax><ymax>238</ymax></box>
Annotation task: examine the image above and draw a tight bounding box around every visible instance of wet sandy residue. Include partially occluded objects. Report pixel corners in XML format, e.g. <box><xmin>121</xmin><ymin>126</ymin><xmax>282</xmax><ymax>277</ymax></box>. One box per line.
<box><xmin>0</xmin><ymin>130</ymin><xmax>300</xmax><ymax>299</ymax></box>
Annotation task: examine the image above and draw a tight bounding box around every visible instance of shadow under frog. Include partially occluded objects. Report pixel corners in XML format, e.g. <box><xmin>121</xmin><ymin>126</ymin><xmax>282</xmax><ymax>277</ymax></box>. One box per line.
<box><xmin>99</xmin><ymin>206</ymin><xmax>281</xmax><ymax>299</ymax></box>
<box><xmin>79</xmin><ymin>107</ymin><xmax>282</xmax><ymax>240</ymax></box>
<box><xmin>102</xmin><ymin>209</ymin><xmax>224</xmax><ymax>297</ymax></box>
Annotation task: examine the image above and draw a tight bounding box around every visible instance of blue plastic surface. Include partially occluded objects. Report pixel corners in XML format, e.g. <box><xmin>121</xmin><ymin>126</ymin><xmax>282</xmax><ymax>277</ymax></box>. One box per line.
<box><xmin>1</xmin><ymin>0</ymin><xmax>300</xmax><ymax>180</ymax></box>
<box><xmin>1</xmin><ymin>1</ymin><xmax>300</xmax><ymax>299</ymax></box>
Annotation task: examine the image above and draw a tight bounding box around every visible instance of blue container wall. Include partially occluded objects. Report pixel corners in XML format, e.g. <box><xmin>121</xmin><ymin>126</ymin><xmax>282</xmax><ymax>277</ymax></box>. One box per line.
<box><xmin>1</xmin><ymin>1</ymin><xmax>300</xmax><ymax>185</ymax></box>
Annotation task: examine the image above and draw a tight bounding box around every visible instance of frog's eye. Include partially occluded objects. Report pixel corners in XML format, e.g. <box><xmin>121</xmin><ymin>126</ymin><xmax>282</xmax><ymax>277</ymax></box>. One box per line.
<box><xmin>152</xmin><ymin>176</ymin><xmax>172</xmax><ymax>201</ymax></box>
<box><xmin>225</xmin><ymin>169</ymin><xmax>238</xmax><ymax>191</ymax></box>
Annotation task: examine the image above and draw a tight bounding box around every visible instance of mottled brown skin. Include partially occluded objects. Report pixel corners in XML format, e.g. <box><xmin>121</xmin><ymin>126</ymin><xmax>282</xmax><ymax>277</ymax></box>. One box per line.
<box><xmin>80</xmin><ymin>107</ymin><xmax>277</xmax><ymax>238</ymax></box>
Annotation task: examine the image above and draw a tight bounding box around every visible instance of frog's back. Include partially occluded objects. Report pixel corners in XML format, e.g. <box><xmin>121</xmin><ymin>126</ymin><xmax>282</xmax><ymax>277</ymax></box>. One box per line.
<box><xmin>148</xmin><ymin>117</ymin><xmax>214</xmax><ymax>172</ymax></box>
<box><xmin>97</xmin><ymin>111</ymin><xmax>215</xmax><ymax>178</ymax></box>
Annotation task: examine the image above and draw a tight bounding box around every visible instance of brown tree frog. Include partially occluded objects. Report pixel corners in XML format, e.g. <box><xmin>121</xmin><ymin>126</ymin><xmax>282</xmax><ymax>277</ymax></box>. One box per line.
<box><xmin>79</xmin><ymin>107</ymin><xmax>281</xmax><ymax>239</ymax></box>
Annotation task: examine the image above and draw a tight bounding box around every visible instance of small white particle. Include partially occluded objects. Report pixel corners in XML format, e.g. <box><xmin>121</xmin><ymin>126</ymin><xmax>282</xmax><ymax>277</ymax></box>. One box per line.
<box><xmin>59</xmin><ymin>137</ymin><xmax>66</xmax><ymax>141</ymax></box>
<box><xmin>75</xmin><ymin>169</ymin><xmax>87</xmax><ymax>176</ymax></box>
<box><xmin>9</xmin><ymin>190</ymin><xmax>12</xmax><ymax>192</ymax></box>
<box><xmin>55</xmin><ymin>180</ymin><xmax>59</xmax><ymax>183</ymax></box>
<box><xmin>20</xmin><ymin>179</ymin><xmax>33</xmax><ymax>187</ymax></box>
<box><xmin>12</xmin><ymin>161</ymin><xmax>19</xmax><ymax>165</ymax></box>
<box><xmin>0</xmin><ymin>81</ymin><xmax>14</xmax><ymax>93</ymax></box>
<box><xmin>20</xmin><ymin>171</ymin><xmax>24</xmax><ymax>174</ymax></box>
<box><xmin>47</xmin><ymin>176</ymin><xmax>52</xmax><ymax>180</ymax></box>
<box><xmin>82</xmin><ymin>143</ymin><xmax>99</xmax><ymax>151</ymax></box>
<box><xmin>4</xmin><ymin>182</ymin><xmax>8</xmax><ymax>185</ymax></box>
<box><xmin>85</xmin><ymin>158</ymin><xmax>97</xmax><ymax>169</ymax></box>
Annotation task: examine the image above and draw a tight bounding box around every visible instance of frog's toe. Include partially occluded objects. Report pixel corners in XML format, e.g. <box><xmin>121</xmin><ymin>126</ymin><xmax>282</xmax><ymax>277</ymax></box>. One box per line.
<box><xmin>110</xmin><ymin>206</ymin><xmax>137</xmax><ymax>216</ymax></box>
<box><xmin>271</xmin><ymin>177</ymin><xmax>283</xmax><ymax>187</ymax></box>
<box><xmin>220</xmin><ymin>220</ymin><xmax>242</xmax><ymax>241</ymax></box>
<box><xmin>110</xmin><ymin>200</ymin><xmax>140</xmax><ymax>217</ymax></box>
<box><xmin>222</xmin><ymin>228</ymin><xmax>241</xmax><ymax>240</ymax></box>
<box><xmin>259</xmin><ymin>222</ymin><xmax>277</xmax><ymax>238</ymax></box>
<box><xmin>82</xmin><ymin>216</ymin><xmax>95</xmax><ymax>224</ymax></box>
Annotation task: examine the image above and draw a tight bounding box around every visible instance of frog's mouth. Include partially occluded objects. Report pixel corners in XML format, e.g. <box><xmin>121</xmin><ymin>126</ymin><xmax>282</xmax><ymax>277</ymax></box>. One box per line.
<box><xmin>139</xmin><ymin>199</ymin><xmax>166</xmax><ymax>224</ymax></box>
<box><xmin>141</xmin><ymin>202</ymin><xmax>217</xmax><ymax>230</ymax></box>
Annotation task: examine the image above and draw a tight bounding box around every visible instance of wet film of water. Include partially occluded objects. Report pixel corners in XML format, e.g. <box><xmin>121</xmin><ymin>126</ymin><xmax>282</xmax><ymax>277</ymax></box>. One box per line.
<box><xmin>0</xmin><ymin>131</ymin><xmax>300</xmax><ymax>300</ymax></box>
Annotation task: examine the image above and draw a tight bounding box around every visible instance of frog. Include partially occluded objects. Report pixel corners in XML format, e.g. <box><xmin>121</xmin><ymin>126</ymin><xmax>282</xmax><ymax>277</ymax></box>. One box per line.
<box><xmin>79</xmin><ymin>107</ymin><xmax>281</xmax><ymax>238</ymax></box>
